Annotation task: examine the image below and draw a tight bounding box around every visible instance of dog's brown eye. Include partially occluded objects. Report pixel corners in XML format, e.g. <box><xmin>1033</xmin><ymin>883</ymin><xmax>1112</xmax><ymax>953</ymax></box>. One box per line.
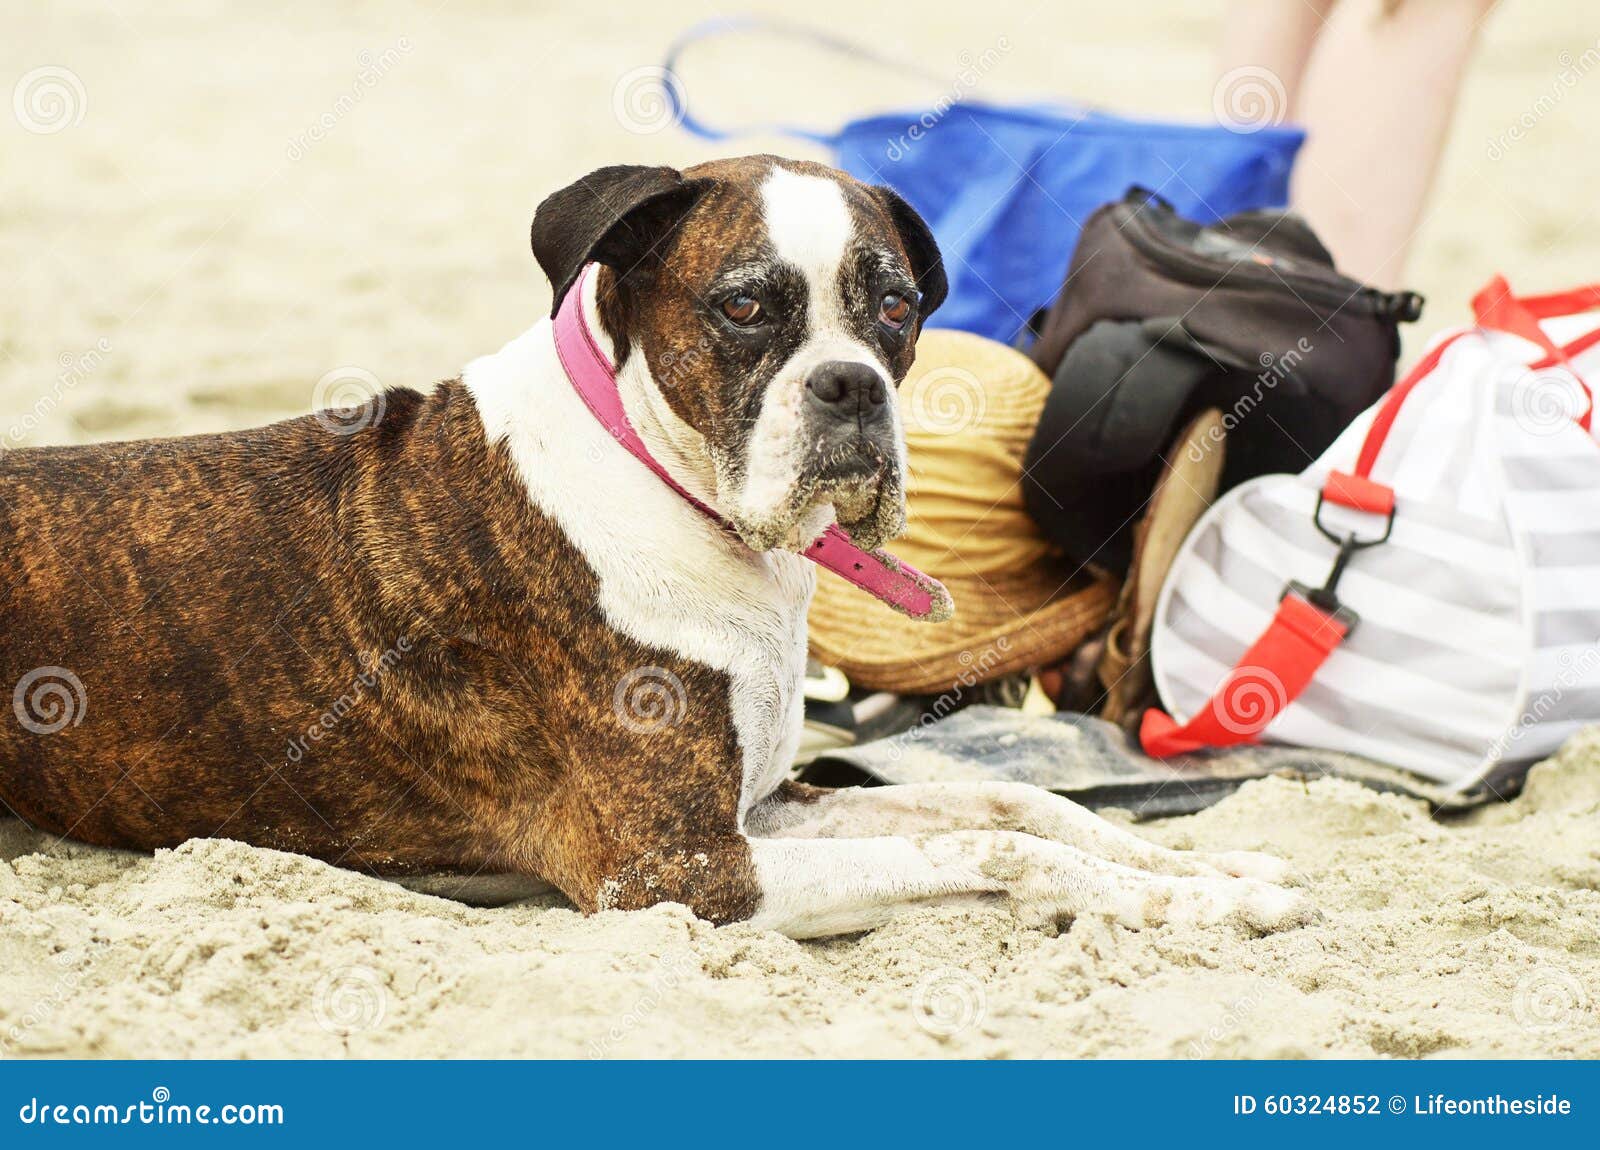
<box><xmin>879</xmin><ymin>292</ymin><xmax>912</xmax><ymax>329</ymax></box>
<box><xmin>721</xmin><ymin>294</ymin><xmax>763</xmax><ymax>326</ymax></box>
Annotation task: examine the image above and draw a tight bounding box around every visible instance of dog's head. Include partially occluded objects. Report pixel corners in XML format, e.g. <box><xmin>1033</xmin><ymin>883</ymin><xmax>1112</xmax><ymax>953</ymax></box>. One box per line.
<box><xmin>530</xmin><ymin>156</ymin><xmax>946</xmax><ymax>553</ymax></box>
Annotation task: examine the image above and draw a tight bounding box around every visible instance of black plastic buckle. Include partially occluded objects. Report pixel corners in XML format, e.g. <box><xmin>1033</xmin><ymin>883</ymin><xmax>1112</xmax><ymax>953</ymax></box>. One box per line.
<box><xmin>1280</xmin><ymin>491</ymin><xmax>1396</xmax><ymax>635</ymax></box>
<box><xmin>1378</xmin><ymin>290</ymin><xmax>1426</xmax><ymax>324</ymax></box>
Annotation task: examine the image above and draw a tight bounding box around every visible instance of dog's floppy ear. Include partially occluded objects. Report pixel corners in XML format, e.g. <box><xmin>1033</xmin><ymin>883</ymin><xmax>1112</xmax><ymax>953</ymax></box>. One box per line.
<box><xmin>871</xmin><ymin>185</ymin><xmax>948</xmax><ymax>324</ymax></box>
<box><xmin>531</xmin><ymin>164</ymin><xmax>711</xmax><ymax>317</ymax></box>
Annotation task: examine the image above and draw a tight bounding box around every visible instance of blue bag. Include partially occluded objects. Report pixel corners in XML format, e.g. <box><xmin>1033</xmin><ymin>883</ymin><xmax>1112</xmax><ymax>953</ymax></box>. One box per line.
<box><xmin>665</xmin><ymin>19</ymin><xmax>1305</xmax><ymax>343</ymax></box>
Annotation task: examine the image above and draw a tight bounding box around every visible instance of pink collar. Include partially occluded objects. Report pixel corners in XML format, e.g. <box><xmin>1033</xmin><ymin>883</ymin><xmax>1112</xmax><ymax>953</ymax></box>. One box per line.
<box><xmin>552</xmin><ymin>265</ymin><xmax>953</xmax><ymax>621</ymax></box>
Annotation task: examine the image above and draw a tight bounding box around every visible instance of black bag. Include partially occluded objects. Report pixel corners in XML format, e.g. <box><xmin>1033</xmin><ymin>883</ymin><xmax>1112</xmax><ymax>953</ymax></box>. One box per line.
<box><xmin>1023</xmin><ymin>187</ymin><xmax>1424</xmax><ymax>573</ymax></box>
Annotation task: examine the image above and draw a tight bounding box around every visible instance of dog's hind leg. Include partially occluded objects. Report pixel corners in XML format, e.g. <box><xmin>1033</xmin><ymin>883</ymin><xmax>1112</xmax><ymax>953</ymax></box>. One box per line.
<box><xmin>743</xmin><ymin>830</ymin><xmax>1312</xmax><ymax>939</ymax></box>
<box><xmin>747</xmin><ymin>780</ymin><xmax>1293</xmax><ymax>883</ymax></box>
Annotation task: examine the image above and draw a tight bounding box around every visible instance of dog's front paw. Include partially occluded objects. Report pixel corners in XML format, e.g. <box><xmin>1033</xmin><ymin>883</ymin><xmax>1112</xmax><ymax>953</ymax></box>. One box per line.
<box><xmin>1228</xmin><ymin>878</ymin><xmax>1319</xmax><ymax>933</ymax></box>
<box><xmin>1194</xmin><ymin>849</ymin><xmax>1297</xmax><ymax>885</ymax></box>
<box><xmin>1113</xmin><ymin>875</ymin><xmax>1317</xmax><ymax>934</ymax></box>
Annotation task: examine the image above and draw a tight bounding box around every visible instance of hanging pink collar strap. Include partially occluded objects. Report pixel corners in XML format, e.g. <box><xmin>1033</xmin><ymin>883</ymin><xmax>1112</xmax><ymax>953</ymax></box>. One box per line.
<box><xmin>552</xmin><ymin>265</ymin><xmax>954</xmax><ymax>622</ymax></box>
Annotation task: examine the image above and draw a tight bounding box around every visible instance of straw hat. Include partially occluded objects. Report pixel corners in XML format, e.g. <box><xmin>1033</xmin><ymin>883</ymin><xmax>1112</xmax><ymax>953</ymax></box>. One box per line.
<box><xmin>807</xmin><ymin>330</ymin><xmax>1119</xmax><ymax>695</ymax></box>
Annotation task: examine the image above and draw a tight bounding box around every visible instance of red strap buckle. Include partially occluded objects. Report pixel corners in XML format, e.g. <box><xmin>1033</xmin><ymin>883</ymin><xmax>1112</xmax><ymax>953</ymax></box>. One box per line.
<box><xmin>1140</xmin><ymin>476</ymin><xmax>1391</xmax><ymax>759</ymax></box>
<box><xmin>1322</xmin><ymin>470</ymin><xmax>1395</xmax><ymax>517</ymax></box>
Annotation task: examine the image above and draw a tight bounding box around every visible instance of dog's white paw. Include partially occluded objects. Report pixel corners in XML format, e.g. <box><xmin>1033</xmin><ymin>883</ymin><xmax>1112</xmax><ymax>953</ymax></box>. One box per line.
<box><xmin>1195</xmin><ymin>849</ymin><xmax>1296</xmax><ymax>885</ymax></box>
<box><xmin>1230</xmin><ymin>878</ymin><xmax>1318</xmax><ymax>933</ymax></box>
<box><xmin>1123</xmin><ymin>876</ymin><xmax>1316</xmax><ymax>934</ymax></box>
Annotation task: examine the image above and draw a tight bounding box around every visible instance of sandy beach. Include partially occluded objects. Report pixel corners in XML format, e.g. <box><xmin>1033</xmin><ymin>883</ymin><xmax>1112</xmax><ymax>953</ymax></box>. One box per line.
<box><xmin>4</xmin><ymin>0</ymin><xmax>1600</xmax><ymax>1058</ymax></box>
<box><xmin>3</xmin><ymin>734</ymin><xmax>1598</xmax><ymax>1058</ymax></box>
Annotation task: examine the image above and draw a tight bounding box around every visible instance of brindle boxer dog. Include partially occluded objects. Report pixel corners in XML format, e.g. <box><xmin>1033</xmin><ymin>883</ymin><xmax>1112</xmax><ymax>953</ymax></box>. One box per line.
<box><xmin>0</xmin><ymin>156</ymin><xmax>1311</xmax><ymax>937</ymax></box>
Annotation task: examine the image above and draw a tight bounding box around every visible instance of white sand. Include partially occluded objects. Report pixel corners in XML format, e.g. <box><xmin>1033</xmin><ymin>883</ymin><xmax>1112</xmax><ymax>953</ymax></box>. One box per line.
<box><xmin>4</xmin><ymin>0</ymin><xmax>1600</xmax><ymax>1058</ymax></box>
<box><xmin>4</xmin><ymin>732</ymin><xmax>1599</xmax><ymax>1058</ymax></box>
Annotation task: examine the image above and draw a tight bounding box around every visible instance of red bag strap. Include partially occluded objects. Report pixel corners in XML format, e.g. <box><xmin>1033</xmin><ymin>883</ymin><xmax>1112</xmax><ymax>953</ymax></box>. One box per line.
<box><xmin>1352</xmin><ymin>331</ymin><xmax>1470</xmax><ymax>480</ymax></box>
<box><xmin>1354</xmin><ymin>274</ymin><xmax>1600</xmax><ymax>478</ymax></box>
<box><xmin>1472</xmin><ymin>275</ymin><xmax>1566</xmax><ymax>357</ymax></box>
<box><xmin>1492</xmin><ymin>282</ymin><xmax>1600</xmax><ymax>321</ymax></box>
<box><xmin>1471</xmin><ymin>274</ymin><xmax>1594</xmax><ymax>431</ymax></box>
<box><xmin>1141</xmin><ymin>595</ymin><xmax>1350</xmax><ymax>756</ymax></box>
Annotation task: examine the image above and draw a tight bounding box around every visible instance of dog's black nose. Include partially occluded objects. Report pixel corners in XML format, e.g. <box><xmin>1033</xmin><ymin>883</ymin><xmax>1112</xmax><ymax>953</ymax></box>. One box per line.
<box><xmin>805</xmin><ymin>361</ymin><xmax>887</xmax><ymax>419</ymax></box>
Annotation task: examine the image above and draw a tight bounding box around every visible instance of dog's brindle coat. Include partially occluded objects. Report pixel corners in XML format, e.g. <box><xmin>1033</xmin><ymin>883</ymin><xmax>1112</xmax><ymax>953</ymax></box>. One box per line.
<box><xmin>0</xmin><ymin>156</ymin><xmax>1310</xmax><ymax>937</ymax></box>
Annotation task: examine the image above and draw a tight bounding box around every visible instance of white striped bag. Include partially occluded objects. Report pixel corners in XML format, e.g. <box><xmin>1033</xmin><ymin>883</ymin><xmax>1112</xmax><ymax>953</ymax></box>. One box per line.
<box><xmin>1142</xmin><ymin>276</ymin><xmax>1600</xmax><ymax>793</ymax></box>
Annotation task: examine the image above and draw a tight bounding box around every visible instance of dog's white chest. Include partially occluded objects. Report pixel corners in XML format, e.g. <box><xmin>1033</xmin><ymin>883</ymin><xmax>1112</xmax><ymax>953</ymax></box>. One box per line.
<box><xmin>463</xmin><ymin>320</ymin><xmax>814</xmax><ymax>819</ymax></box>
<box><xmin>591</xmin><ymin>516</ymin><xmax>814</xmax><ymax>817</ymax></box>
<box><xmin>656</xmin><ymin>550</ymin><xmax>813</xmax><ymax>816</ymax></box>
